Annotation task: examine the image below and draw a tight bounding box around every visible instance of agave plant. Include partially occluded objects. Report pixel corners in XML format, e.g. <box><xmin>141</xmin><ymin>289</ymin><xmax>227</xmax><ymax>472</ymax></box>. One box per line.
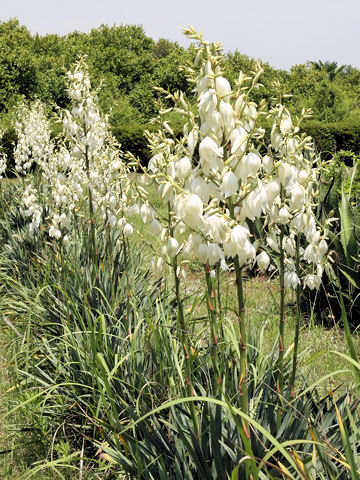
<box><xmin>310</xmin><ymin>150</ymin><xmax>360</xmax><ymax>327</ymax></box>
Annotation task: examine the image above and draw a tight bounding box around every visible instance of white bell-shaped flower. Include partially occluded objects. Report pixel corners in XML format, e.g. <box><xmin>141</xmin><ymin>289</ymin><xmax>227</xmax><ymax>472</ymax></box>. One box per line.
<box><xmin>175</xmin><ymin>156</ymin><xmax>192</xmax><ymax>180</ymax></box>
<box><xmin>208</xmin><ymin>243</ymin><xmax>223</xmax><ymax>265</ymax></box>
<box><xmin>190</xmin><ymin>176</ymin><xmax>210</xmax><ymax>203</ymax></box>
<box><xmin>197</xmin><ymin>243</ymin><xmax>208</xmax><ymax>264</ymax></box>
<box><xmin>242</xmin><ymin>152</ymin><xmax>261</xmax><ymax>180</ymax></box>
<box><xmin>284</xmin><ymin>271</ymin><xmax>300</xmax><ymax>289</ymax></box>
<box><xmin>278</xmin><ymin>163</ymin><xmax>296</xmax><ymax>187</ymax></box>
<box><xmin>262</xmin><ymin>155</ymin><xmax>273</xmax><ymax>173</ymax></box>
<box><xmin>150</xmin><ymin>219</ymin><xmax>162</xmax><ymax>237</ymax></box>
<box><xmin>199</xmin><ymin>136</ymin><xmax>223</xmax><ymax>174</ymax></box>
<box><xmin>220</xmin><ymin>171</ymin><xmax>238</xmax><ymax>198</ymax></box>
<box><xmin>215</xmin><ymin>76</ymin><xmax>231</xmax><ymax>99</ymax></box>
<box><xmin>257</xmin><ymin>251</ymin><xmax>270</xmax><ymax>272</ymax></box>
<box><xmin>219</xmin><ymin>101</ymin><xmax>235</xmax><ymax>139</ymax></box>
<box><xmin>278</xmin><ymin>207</ymin><xmax>291</xmax><ymax>225</ymax></box>
<box><xmin>187</xmin><ymin>129</ymin><xmax>198</xmax><ymax>156</ymax></box>
<box><xmin>265</xmin><ymin>180</ymin><xmax>280</xmax><ymax>207</ymax></box>
<box><xmin>280</xmin><ymin>116</ymin><xmax>292</xmax><ymax>135</ymax></box>
<box><xmin>183</xmin><ymin>194</ymin><xmax>203</xmax><ymax>228</ymax></box>
<box><xmin>289</xmin><ymin>183</ymin><xmax>305</xmax><ymax>210</ymax></box>
<box><xmin>140</xmin><ymin>204</ymin><xmax>155</xmax><ymax>224</ymax></box>
<box><xmin>202</xmin><ymin>214</ymin><xmax>229</xmax><ymax>243</ymax></box>
<box><xmin>123</xmin><ymin>223</ymin><xmax>133</xmax><ymax>237</ymax></box>
<box><xmin>199</xmin><ymin>89</ymin><xmax>217</xmax><ymax>119</ymax></box>
<box><xmin>167</xmin><ymin>237</ymin><xmax>179</xmax><ymax>257</ymax></box>
<box><xmin>230</xmin><ymin>128</ymin><xmax>248</xmax><ymax>156</ymax></box>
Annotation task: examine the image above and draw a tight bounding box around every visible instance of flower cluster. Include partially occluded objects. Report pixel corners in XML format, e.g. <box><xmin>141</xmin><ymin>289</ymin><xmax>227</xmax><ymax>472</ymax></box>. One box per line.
<box><xmin>56</xmin><ymin>61</ymin><xmax>135</xmax><ymax>238</ymax></box>
<box><xmin>14</xmin><ymin>100</ymin><xmax>52</xmax><ymax>175</ymax></box>
<box><xmin>264</xmin><ymin>106</ymin><xmax>328</xmax><ymax>289</ymax></box>
<box><xmin>12</xmin><ymin>34</ymin><xmax>327</xmax><ymax>292</ymax></box>
<box><xmin>21</xmin><ymin>184</ymin><xmax>43</xmax><ymax>233</ymax></box>
<box><xmin>140</xmin><ymin>27</ymin><xmax>327</xmax><ymax>291</ymax></box>
<box><xmin>16</xmin><ymin>62</ymin><xmax>135</xmax><ymax>241</ymax></box>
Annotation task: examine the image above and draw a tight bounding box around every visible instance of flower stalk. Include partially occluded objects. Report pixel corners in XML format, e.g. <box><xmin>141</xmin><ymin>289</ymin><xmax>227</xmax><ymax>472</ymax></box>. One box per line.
<box><xmin>290</xmin><ymin>234</ymin><xmax>301</xmax><ymax>395</ymax></box>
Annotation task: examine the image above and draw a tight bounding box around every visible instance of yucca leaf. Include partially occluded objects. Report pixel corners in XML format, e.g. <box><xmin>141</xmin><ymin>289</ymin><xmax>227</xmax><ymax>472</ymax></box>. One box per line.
<box><xmin>325</xmin><ymin>175</ymin><xmax>341</xmax><ymax>213</ymax></box>
<box><xmin>337</xmin><ymin>264</ymin><xmax>360</xmax><ymax>289</ymax></box>
<box><xmin>339</xmin><ymin>187</ymin><xmax>357</xmax><ymax>264</ymax></box>
<box><xmin>332</xmin><ymin>395</ymin><xmax>359</xmax><ymax>480</ymax></box>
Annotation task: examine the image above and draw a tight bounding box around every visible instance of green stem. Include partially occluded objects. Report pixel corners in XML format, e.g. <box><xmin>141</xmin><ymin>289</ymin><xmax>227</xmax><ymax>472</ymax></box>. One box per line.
<box><xmin>278</xmin><ymin>205</ymin><xmax>286</xmax><ymax>399</ymax></box>
<box><xmin>233</xmin><ymin>255</ymin><xmax>250</xmax><ymax>438</ymax></box>
<box><xmin>277</xmin><ymin>220</ymin><xmax>285</xmax><ymax>431</ymax></box>
<box><xmin>168</xmin><ymin>204</ymin><xmax>199</xmax><ymax>437</ymax></box>
<box><xmin>228</xmin><ymin>199</ymin><xmax>249</xmax><ymax>439</ymax></box>
<box><xmin>85</xmin><ymin>144</ymin><xmax>96</xmax><ymax>260</ymax></box>
<box><xmin>290</xmin><ymin>234</ymin><xmax>301</xmax><ymax>396</ymax></box>
<box><xmin>205</xmin><ymin>264</ymin><xmax>221</xmax><ymax>395</ymax></box>
<box><xmin>216</xmin><ymin>263</ymin><xmax>223</xmax><ymax>326</ymax></box>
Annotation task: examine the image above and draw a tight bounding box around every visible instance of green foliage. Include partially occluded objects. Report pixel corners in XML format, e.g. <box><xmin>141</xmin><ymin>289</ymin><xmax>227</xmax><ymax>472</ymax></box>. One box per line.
<box><xmin>307</xmin><ymin>151</ymin><xmax>360</xmax><ymax>326</ymax></box>
<box><xmin>0</xmin><ymin>19</ymin><xmax>37</xmax><ymax>110</ymax></box>
<box><xmin>2</xmin><ymin>18</ymin><xmax>360</xmax><ymax>165</ymax></box>
<box><xmin>1</xmin><ymin>180</ymin><xmax>360</xmax><ymax>479</ymax></box>
<box><xmin>302</xmin><ymin>120</ymin><xmax>360</xmax><ymax>159</ymax></box>
<box><xmin>311</xmin><ymin>60</ymin><xmax>346</xmax><ymax>82</ymax></box>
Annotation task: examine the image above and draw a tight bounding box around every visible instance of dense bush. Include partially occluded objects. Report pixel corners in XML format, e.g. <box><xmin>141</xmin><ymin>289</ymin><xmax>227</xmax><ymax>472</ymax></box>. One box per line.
<box><xmin>302</xmin><ymin>120</ymin><xmax>360</xmax><ymax>159</ymax></box>
<box><xmin>1</xmin><ymin>18</ymin><xmax>360</xmax><ymax>168</ymax></box>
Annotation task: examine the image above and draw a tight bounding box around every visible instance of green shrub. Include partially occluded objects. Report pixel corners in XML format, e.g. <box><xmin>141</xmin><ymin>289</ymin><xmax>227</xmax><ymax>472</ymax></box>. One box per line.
<box><xmin>302</xmin><ymin>120</ymin><xmax>360</xmax><ymax>159</ymax></box>
<box><xmin>0</xmin><ymin>126</ymin><xmax>16</xmax><ymax>173</ymax></box>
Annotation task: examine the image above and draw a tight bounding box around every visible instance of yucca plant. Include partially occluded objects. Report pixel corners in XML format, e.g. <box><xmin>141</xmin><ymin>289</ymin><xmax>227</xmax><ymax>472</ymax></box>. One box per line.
<box><xmin>1</xmin><ymin>179</ymin><xmax>360</xmax><ymax>479</ymax></box>
<box><xmin>1</xmin><ymin>28</ymin><xmax>360</xmax><ymax>480</ymax></box>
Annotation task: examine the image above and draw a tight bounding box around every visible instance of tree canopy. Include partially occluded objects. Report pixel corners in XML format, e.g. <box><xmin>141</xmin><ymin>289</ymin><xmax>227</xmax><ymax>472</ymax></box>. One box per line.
<box><xmin>1</xmin><ymin>18</ymin><xmax>360</xmax><ymax>159</ymax></box>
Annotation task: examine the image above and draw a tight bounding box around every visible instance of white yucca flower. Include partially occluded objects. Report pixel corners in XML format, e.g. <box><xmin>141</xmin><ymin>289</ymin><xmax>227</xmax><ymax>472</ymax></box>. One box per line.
<box><xmin>257</xmin><ymin>251</ymin><xmax>271</xmax><ymax>272</ymax></box>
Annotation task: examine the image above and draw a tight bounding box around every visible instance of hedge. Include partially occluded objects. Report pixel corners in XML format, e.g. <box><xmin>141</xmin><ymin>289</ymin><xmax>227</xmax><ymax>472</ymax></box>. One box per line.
<box><xmin>3</xmin><ymin>118</ymin><xmax>360</xmax><ymax>174</ymax></box>
<box><xmin>302</xmin><ymin>120</ymin><xmax>360</xmax><ymax>161</ymax></box>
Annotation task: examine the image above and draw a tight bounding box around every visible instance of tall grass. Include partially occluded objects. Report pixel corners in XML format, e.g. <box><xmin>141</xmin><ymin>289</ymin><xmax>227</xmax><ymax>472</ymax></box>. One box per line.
<box><xmin>0</xmin><ymin>179</ymin><xmax>359</xmax><ymax>479</ymax></box>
